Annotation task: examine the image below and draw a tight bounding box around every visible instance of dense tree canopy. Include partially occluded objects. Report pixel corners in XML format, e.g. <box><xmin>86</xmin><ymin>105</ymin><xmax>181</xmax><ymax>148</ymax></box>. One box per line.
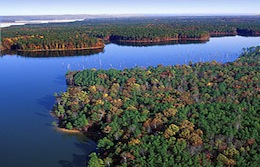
<box><xmin>0</xmin><ymin>27</ymin><xmax>104</xmax><ymax>51</ymax></box>
<box><xmin>1</xmin><ymin>16</ymin><xmax>259</xmax><ymax>52</ymax></box>
<box><xmin>53</xmin><ymin>46</ymin><xmax>260</xmax><ymax>166</ymax></box>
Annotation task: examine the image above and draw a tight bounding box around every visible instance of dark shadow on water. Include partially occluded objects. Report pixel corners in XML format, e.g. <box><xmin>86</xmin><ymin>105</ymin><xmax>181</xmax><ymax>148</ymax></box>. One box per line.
<box><xmin>59</xmin><ymin>154</ymin><xmax>86</xmax><ymax>167</ymax></box>
<box><xmin>59</xmin><ymin>139</ymin><xmax>97</xmax><ymax>167</ymax></box>
<box><xmin>17</xmin><ymin>48</ymin><xmax>104</xmax><ymax>58</ymax></box>
<box><xmin>37</xmin><ymin>95</ymin><xmax>56</xmax><ymax>111</ymax></box>
<box><xmin>45</xmin><ymin>123</ymin><xmax>54</xmax><ymax>127</ymax></box>
<box><xmin>112</xmin><ymin>40</ymin><xmax>208</xmax><ymax>47</ymax></box>
<box><xmin>0</xmin><ymin>50</ymin><xmax>17</xmax><ymax>55</ymax></box>
<box><xmin>54</xmin><ymin>75</ymin><xmax>67</xmax><ymax>86</ymax></box>
<box><xmin>35</xmin><ymin>111</ymin><xmax>51</xmax><ymax>118</ymax></box>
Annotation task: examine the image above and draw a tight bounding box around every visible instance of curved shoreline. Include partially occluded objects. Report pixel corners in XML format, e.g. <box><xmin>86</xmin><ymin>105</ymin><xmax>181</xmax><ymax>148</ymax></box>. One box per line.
<box><xmin>50</xmin><ymin>112</ymin><xmax>82</xmax><ymax>134</ymax></box>
<box><xmin>54</xmin><ymin>126</ymin><xmax>82</xmax><ymax>134</ymax></box>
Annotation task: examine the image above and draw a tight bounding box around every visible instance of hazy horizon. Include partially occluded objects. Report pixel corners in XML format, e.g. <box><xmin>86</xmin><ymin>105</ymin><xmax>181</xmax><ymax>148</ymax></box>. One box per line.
<box><xmin>1</xmin><ymin>0</ymin><xmax>259</xmax><ymax>16</ymax></box>
<box><xmin>1</xmin><ymin>13</ymin><xmax>259</xmax><ymax>18</ymax></box>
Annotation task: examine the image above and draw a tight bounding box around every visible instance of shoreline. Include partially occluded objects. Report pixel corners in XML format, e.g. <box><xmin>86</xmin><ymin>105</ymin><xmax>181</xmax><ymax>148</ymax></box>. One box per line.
<box><xmin>109</xmin><ymin>35</ymin><xmax>210</xmax><ymax>43</ymax></box>
<box><xmin>17</xmin><ymin>46</ymin><xmax>104</xmax><ymax>52</ymax></box>
<box><xmin>54</xmin><ymin>126</ymin><xmax>82</xmax><ymax>134</ymax></box>
<box><xmin>50</xmin><ymin>112</ymin><xmax>82</xmax><ymax>134</ymax></box>
<box><xmin>1</xmin><ymin>34</ymin><xmax>259</xmax><ymax>53</ymax></box>
<box><xmin>112</xmin><ymin>38</ymin><xmax>209</xmax><ymax>43</ymax></box>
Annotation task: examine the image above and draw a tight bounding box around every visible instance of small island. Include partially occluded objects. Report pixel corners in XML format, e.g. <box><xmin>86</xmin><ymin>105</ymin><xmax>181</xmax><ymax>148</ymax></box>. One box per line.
<box><xmin>52</xmin><ymin>46</ymin><xmax>260</xmax><ymax>166</ymax></box>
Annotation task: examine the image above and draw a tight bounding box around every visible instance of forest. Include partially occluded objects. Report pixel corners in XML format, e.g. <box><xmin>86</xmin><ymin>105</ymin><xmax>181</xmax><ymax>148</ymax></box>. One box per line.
<box><xmin>1</xmin><ymin>16</ymin><xmax>260</xmax><ymax>52</ymax></box>
<box><xmin>52</xmin><ymin>46</ymin><xmax>260</xmax><ymax>166</ymax></box>
<box><xmin>0</xmin><ymin>27</ymin><xmax>104</xmax><ymax>51</ymax></box>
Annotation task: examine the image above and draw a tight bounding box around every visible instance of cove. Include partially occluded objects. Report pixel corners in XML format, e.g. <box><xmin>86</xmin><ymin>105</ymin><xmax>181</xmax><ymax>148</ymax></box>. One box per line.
<box><xmin>0</xmin><ymin>36</ymin><xmax>259</xmax><ymax>167</ymax></box>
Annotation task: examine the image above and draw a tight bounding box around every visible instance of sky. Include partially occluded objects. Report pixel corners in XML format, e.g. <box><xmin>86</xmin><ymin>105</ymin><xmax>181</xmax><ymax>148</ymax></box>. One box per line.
<box><xmin>0</xmin><ymin>0</ymin><xmax>259</xmax><ymax>16</ymax></box>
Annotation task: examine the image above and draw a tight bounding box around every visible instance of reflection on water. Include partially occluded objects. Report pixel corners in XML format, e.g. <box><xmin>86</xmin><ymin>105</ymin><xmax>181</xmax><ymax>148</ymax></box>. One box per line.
<box><xmin>57</xmin><ymin>133</ymin><xmax>96</xmax><ymax>167</ymax></box>
<box><xmin>17</xmin><ymin>48</ymin><xmax>104</xmax><ymax>57</ymax></box>
<box><xmin>59</xmin><ymin>140</ymin><xmax>96</xmax><ymax>167</ymax></box>
<box><xmin>110</xmin><ymin>40</ymin><xmax>208</xmax><ymax>47</ymax></box>
<box><xmin>0</xmin><ymin>49</ymin><xmax>17</xmax><ymax>56</ymax></box>
<box><xmin>37</xmin><ymin>94</ymin><xmax>56</xmax><ymax>110</ymax></box>
<box><xmin>0</xmin><ymin>48</ymin><xmax>104</xmax><ymax>57</ymax></box>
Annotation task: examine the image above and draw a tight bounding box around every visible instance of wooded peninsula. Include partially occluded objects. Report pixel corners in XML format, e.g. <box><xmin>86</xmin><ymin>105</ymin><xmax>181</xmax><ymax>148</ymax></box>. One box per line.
<box><xmin>53</xmin><ymin>46</ymin><xmax>260</xmax><ymax>166</ymax></box>
<box><xmin>1</xmin><ymin>16</ymin><xmax>260</xmax><ymax>52</ymax></box>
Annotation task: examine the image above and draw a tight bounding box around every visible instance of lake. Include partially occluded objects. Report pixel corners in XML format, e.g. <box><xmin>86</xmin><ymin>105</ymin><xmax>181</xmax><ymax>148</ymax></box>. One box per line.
<box><xmin>0</xmin><ymin>36</ymin><xmax>259</xmax><ymax>167</ymax></box>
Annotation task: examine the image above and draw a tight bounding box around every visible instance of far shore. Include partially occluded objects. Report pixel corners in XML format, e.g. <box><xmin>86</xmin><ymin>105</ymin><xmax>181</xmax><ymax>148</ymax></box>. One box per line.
<box><xmin>16</xmin><ymin>46</ymin><xmax>104</xmax><ymax>52</ymax></box>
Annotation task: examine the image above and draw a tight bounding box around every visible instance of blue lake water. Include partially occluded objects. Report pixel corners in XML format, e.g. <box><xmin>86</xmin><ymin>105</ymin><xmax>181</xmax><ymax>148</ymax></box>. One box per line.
<box><xmin>0</xmin><ymin>36</ymin><xmax>259</xmax><ymax>167</ymax></box>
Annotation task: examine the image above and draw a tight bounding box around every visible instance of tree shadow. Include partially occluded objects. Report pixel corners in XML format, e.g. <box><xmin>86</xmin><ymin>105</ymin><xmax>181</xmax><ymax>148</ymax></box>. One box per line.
<box><xmin>34</xmin><ymin>111</ymin><xmax>51</xmax><ymax>118</ymax></box>
<box><xmin>54</xmin><ymin>75</ymin><xmax>67</xmax><ymax>86</ymax></box>
<box><xmin>59</xmin><ymin>154</ymin><xmax>87</xmax><ymax>167</ymax></box>
<box><xmin>59</xmin><ymin>140</ymin><xmax>97</xmax><ymax>167</ymax></box>
<box><xmin>37</xmin><ymin>94</ymin><xmax>56</xmax><ymax>111</ymax></box>
<box><xmin>17</xmin><ymin>48</ymin><xmax>104</xmax><ymax>58</ymax></box>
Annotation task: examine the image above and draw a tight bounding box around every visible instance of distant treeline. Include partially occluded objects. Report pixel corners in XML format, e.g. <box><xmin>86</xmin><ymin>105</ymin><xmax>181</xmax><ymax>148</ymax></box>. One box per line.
<box><xmin>1</xmin><ymin>16</ymin><xmax>260</xmax><ymax>52</ymax></box>
<box><xmin>53</xmin><ymin>46</ymin><xmax>260</xmax><ymax>166</ymax></box>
